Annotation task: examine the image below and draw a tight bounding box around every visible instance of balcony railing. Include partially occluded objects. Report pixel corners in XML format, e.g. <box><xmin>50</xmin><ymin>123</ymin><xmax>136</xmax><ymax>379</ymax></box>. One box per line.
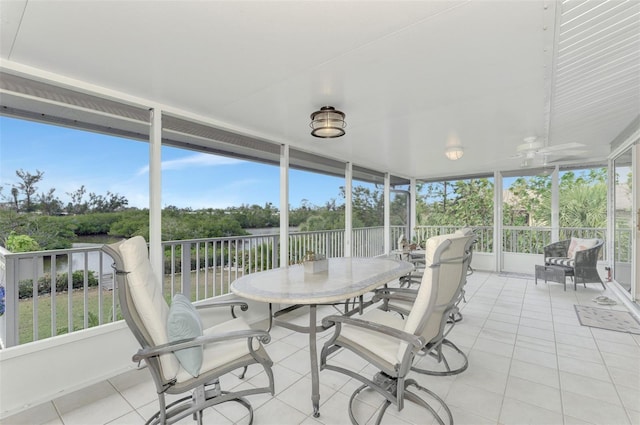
<box><xmin>0</xmin><ymin>226</ymin><xmax>400</xmax><ymax>347</ymax></box>
<box><xmin>0</xmin><ymin>225</ymin><xmax>622</xmax><ymax>348</ymax></box>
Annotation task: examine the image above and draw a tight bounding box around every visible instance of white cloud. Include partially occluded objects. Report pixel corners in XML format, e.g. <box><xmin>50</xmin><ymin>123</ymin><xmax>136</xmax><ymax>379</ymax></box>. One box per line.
<box><xmin>136</xmin><ymin>153</ymin><xmax>244</xmax><ymax>176</ymax></box>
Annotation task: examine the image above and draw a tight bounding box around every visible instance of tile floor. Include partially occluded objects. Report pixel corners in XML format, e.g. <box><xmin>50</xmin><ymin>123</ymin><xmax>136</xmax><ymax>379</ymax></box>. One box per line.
<box><xmin>3</xmin><ymin>271</ymin><xmax>640</xmax><ymax>425</ymax></box>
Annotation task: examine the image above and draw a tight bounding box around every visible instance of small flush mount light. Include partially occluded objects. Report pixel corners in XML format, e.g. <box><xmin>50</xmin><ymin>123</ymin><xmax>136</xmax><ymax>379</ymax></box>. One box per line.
<box><xmin>310</xmin><ymin>106</ymin><xmax>346</xmax><ymax>138</ymax></box>
<box><xmin>445</xmin><ymin>146</ymin><xmax>464</xmax><ymax>160</ymax></box>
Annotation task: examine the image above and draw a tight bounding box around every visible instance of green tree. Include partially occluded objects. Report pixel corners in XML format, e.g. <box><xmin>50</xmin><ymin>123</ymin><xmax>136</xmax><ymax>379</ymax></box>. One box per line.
<box><xmin>417</xmin><ymin>178</ymin><xmax>494</xmax><ymax>227</ymax></box>
<box><xmin>502</xmin><ymin>168</ymin><xmax>607</xmax><ymax>229</ymax></box>
<box><xmin>0</xmin><ymin>212</ymin><xmax>75</xmax><ymax>249</ymax></box>
<box><xmin>15</xmin><ymin>169</ymin><xmax>44</xmax><ymax>212</ymax></box>
<box><xmin>66</xmin><ymin>186</ymin><xmax>88</xmax><ymax>214</ymax></box>
<box><xmin>11</xmin><ymin>187</ymin><xmax>19</xmax><ymax>211</ymax></box>
<box><xmin>36</xmin><ymin>188</ymin><xmax>63</xmax><ymax>215</ymax></box>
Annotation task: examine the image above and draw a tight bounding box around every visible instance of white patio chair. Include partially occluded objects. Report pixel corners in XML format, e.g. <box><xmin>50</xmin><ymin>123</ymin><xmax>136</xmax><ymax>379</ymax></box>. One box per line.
<box><xmin>102</xmin><ymin>236</ymin><xmax>274</xmax><ymax>425</ymax></box>
<box><xmin>373</xmin><ymin>230</ymin><xmax>474</xmax><ymax>376</ymax></box>
<box><xmin>320</xmin><ymin>233</ymin><xmax>473</xmax><ymax>425</ymax></box>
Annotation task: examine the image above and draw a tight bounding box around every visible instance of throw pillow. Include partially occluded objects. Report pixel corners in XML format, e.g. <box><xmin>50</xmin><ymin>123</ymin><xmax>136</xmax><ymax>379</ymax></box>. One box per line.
<box><xmin>567</xmin><ymin>237</ymin><xmax>599</xmax><ymax>259</ymax></box>
<box><xmin>167</xmin><ymin>293</ymin><xmax>203</xmax><ymax>377</ymax></box>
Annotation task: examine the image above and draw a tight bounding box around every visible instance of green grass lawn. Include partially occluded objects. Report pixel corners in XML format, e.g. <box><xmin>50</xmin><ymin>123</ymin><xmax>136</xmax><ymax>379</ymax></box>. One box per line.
<box><xmin>17</xmin><ymin>268</ymin><xmax>238</xmax><ymax>344</ymax></box>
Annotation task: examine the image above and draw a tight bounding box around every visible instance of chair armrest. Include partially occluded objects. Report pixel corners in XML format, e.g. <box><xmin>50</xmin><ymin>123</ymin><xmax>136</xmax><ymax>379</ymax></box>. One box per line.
<box><xmin>195</xmin><ymin>300</ymin><xmax>248</xmax><ymax>310</ymax></box>
<box><xmin>195</xmin><ymin>300</ymin><xmax>248</xmax><ymax>318</ymax></box>
<box><xmin>574</xmin><ymin>243</ymin><xmax>602</xmax><ymax>267</ymax></box>
<box><xmin>133</xmin><ymin>329</ymin><xmax>271</xmax><ymax>361</ymax></box>
<box><xmin>321</xmin><ymin>314</ymin><xmax>425</xmax><ymax>349</ymax></box>
<box><xmin>372</xmin><ymin>287</ymin><xmax>418</xmax><ymax>303</ymax></box>
<box><xmin>543</xmin><ymin>240</ymin><xmax>570</xmax><ymax>258</ymax></box>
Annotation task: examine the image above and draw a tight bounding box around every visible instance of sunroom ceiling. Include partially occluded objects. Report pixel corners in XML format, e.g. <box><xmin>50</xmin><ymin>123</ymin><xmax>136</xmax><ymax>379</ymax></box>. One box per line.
<box><xmin>0</xmin><ymin>1</ymin><xmax>638</xmax><ymax>181</ymax></box>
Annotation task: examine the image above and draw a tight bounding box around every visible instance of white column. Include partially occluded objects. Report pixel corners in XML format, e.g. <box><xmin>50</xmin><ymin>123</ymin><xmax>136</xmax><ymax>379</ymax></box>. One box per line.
<box><xmin>149</xmin><ymin>108</ymin><xmax>163</xmax><ymax>283</ymax></box>
<box><xmin>344</xmin><ymin>162</ymin><xmax>353</xmax><ymax>257</ymax></box>
<box><xmin>384</xmin><ymin>173</ymin><xmax>391</xmax><ymax>255</ymax></box>
<box><xmin>494</xmin><ymin>171</ymin><xmax>503</xmax><ymax>273</ymax></box>
<box><xmin>279</xmin><ymin>145</ymin><xmax>289</xmax><ymax>268</ymax></box>
<box><xmin>410</xmin><ymin>178</ymin><xmax>417</xmax><ymax>242</ymax></box>
<box><xmin>551</xmin><ymin>166</ymin><xmax>560</xmax><ymax>242</ymax></box>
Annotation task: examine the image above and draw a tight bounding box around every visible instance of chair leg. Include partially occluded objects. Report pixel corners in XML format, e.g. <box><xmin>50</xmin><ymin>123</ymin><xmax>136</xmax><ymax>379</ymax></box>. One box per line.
<box><xmin>404</xmin><ymin>379</ymin><xmax>453</xmax><ymax>425</ymax></box>
<box><xmin>412</xmin><ymin>339</ymin><xmax>469</xmax><ymax>376</ymax></box>
<box><xmin>346</xmin><ymin>375</ymin><xmax>453</xmax><ymax>425</ymax></box>
<box><xmin>145</xmin><ymin>380</ymin><xmax>256</xmax><ymax>425</ymax></box>
<box><xmin>238</xmin><ymin>366</ymin><xmax>248</xmax><ymax>379</ymax></box>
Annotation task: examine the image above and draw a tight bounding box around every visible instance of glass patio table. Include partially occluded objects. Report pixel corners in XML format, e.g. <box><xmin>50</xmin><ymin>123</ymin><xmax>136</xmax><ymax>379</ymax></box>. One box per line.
<box><xmin>230</xmin><ymin>256</ymin><xmax>414</xmax><ymax>418</ymax></box>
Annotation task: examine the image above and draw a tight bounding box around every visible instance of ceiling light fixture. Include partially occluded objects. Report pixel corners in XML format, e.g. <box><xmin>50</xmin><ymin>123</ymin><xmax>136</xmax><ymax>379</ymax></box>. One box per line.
<box><xmin>445</xmin><ymin>146</ymin><xmax>464</xmax><ymax>160</ymax></box>
<box><xmin>310</xmin><ymin>106</ymin><xmax>346</xmax><ymax>138</ymax></box>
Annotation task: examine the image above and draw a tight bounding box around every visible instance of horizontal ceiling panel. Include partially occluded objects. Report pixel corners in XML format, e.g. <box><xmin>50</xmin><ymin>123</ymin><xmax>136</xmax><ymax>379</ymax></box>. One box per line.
<box><xmin>550</xmin><ymin>0</ymin><xmax>640</xmax><ymax>150</ymax></box>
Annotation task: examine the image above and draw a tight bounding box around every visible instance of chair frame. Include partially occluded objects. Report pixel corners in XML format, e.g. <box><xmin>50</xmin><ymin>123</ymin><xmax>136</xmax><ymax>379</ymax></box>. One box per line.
<box><xmin>320</xmin><ymin>236</ymin><xmax>472</xmax><ymax>425</ymax></box>
<box><xmin>543</xmin><ymin>238</ymin><xmax>605</xmax><ymax>290</ymax></box>
<box><xmin>103</xmin><ymin>240</ymin><xmax>274</xmax><ymax>425</ymax></box>
<box><xmin>372</xmin><ymin>233</ymin><xmax>474</xmax><ymax>376</ymax></box>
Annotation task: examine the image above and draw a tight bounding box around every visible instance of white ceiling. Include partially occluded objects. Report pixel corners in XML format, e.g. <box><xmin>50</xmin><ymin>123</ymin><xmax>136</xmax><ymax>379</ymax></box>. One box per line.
<box><xmin>1</xmin><ymin>0</ymin><xmax>638</xmax><ymax>180</ymax></box>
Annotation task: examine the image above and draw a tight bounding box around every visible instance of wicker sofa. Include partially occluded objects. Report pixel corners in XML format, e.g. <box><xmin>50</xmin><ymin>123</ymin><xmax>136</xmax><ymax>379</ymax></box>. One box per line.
<box><xmin>543</xmin><ymin>238</ymin><xmax>605</xmax><ymax>290</ymax></box>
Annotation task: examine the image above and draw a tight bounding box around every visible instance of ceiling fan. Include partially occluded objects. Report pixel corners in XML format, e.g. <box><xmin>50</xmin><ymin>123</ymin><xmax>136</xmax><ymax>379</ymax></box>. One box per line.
<box><xmin>511</xmin><ymin>137</ymin><xmax>587</xmax><ymax>167</ymax></box>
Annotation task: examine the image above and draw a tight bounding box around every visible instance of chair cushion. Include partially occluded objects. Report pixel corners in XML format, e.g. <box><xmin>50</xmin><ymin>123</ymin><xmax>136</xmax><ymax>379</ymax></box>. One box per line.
<box><xmin>545</xmin><ymin>257</ymin><xmax>575</xmax><ymax>268</ymax></box>
<box><xmin>119</xmin><ymin>236</ymin><xmax>180</xmax><ymax>379</ymax></box>
<box><xmin>174</xmin><ymin>316</ymin><xmax>261</xmax><ymax>383</ymax></box>
<box><xmin>567</xmin><ymin>237</ymin><xmax>599</xmax><ymax>259</ymax></box>
<box><xmin>167</xmin><ymin>293</ymin><xmax>204</xmax><ymax>378</ymax></box>
<box><xmin>338</xmin><ymin>308</ymin><xmax>406</xmax><ymax>367</ymax></box>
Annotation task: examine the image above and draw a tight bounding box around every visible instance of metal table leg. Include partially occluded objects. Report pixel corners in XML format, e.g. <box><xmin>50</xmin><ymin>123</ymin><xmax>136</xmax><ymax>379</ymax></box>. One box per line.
<box><xmin>309</xmin><ymin>304</ymin><xmax>320</xmax><ymax>417</ymax></box>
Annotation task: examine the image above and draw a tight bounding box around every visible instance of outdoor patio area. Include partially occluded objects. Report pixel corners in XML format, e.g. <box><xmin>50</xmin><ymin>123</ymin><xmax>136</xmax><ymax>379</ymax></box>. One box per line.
<box><xmin>4</xmin><ymin>270</ymin><xmax>639</xmax><ymax>425</ymax></box>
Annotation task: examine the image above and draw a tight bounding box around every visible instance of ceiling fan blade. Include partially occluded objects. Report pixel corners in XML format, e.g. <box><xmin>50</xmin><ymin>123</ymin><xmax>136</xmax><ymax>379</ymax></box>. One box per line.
<box><xmin>538</xmin><ymin>142</ymin><xmax>585</xmax><ymax>154</ymax></box>
<box><xmin>546</xmin><ymin>154</ymin><xmax>590</xmax><ymax>164</ymax></box>
<box><xmin>542</xmin><ymin>149</ymin><xmax>588</xmax><ymax>156</ymax></box>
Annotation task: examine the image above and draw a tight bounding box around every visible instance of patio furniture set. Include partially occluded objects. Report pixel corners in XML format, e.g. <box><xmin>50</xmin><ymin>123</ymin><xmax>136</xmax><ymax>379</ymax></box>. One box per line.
<box><xmin>102</xmin><ymin>231</ymin><xmax>474</xmax><ymax>425</ymax></box>
<box><xmin>102</xmin><ymin>232</ymin><xmax>605</xmax><ymax>425</ymax></box>
<box><xmin>535</xmin><ymin>237</ymin><xmax>605</xmax><ymax>291</ymax></box>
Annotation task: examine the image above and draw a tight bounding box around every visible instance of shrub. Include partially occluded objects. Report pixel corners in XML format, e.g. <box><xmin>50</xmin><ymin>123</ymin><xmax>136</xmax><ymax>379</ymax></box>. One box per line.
<box><xmin>18</xmin><ymin>270</ymin><xmax>99</xmax><ymax>299</ymax></box>
<box><xmin>6</xmin><ymin>232</ymin><xmax>41</xmax><ymax>252</ymax></box>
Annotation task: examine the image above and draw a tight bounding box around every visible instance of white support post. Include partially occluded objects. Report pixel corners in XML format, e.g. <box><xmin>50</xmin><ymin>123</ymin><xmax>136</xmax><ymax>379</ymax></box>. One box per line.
<box><xmin>344</xmin><ymin>163</ymin><xmax>353</xmax><ymax>257</ymax></box>
<box><xmin>149</xmin><ymin>108</ymin><xmax>163</xmax><ymax>285</ymax></box>
<box><xmin>494</xmin><ymin>171</ymin><xmax>503</xmax><ymax>273</ymax></box>
<box><xmin>384</xmin><ymin>173</ymin><xmax>391</xmax><ymax>255</ymax></box>
<box><xmin>410</xmin><ymin>178</ymin><xmax>417</xmax><ymax>242</ymax></box>
<box><xmin>551</xmin><ymin>166</ymin><xmax>560</xmax><ymax>242</ymax></box>
<box><xmin>279</xmin><ymin>145</ymin><xmax>289</xmax><ymax>268</ymax></box>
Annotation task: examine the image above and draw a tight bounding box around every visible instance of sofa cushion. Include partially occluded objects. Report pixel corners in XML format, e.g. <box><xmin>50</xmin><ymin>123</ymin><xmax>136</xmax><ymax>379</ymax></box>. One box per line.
<box><xmin>567</xmin><ymin>238</ymin><xmax>599</xmax><ymax>259</ymax></box>
<box><xmin>545</xmin><ymin>257</ymin><xmax>575</xmax><ymax>268</ymax></box>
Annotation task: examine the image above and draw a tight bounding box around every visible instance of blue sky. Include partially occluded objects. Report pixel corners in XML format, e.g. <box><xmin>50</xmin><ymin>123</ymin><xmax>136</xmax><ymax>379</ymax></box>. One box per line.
<box><xmin>0</xmin><ymin>116</ymin><xmax>346</xmax><ymax>210</ymax></box>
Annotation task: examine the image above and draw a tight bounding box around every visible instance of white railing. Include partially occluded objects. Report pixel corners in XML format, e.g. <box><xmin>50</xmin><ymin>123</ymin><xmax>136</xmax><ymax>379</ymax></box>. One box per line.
<box><xmin>1</xmin><ymin>224</ymin><xmax>621</xmax><ymax>347</ymax></box>
<box><xmin>0</xmin><ymin>246</ymin><xmax>118</xmax><ymax>347</ymax></box>
<box><xmin>501</xmin><ymin>226</ymin><xmax>608</xmax><ymax>258</ymax></box>
<box><xmin>412</xmin><ymin>225</ymin><xmax>609</xmax><ymax>258</ymax></box>
<box><xmin>413</xmin><ymin>225</ymin><xmax>494</xmax><ymax>253</ymax></box>
<box><xmin>0</xmin><ymin>226</ymin><xmax>405</xmax><ymax>347</ymax></box>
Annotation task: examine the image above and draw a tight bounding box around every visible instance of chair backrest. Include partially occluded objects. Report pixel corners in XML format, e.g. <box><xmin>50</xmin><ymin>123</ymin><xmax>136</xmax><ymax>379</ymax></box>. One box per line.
<box><xmin>454</xmin><ymin>227</ymin><xmax>475</xmax><ymax>266</ymax></box>
<box><xmin>397</xmin><ymin>234</ymin><xmax>405</xmax><ymax>250</ymax></box>
<box><xmin>567</xmin><ymin>237</ymin><xmax>602</xmax><ymax>259</ymax></box>
<box><xmin>397</xmin><ymin>233</ymin><xmax>472</xmax><ymax>361</ymax></box>
<box><xmin>102</xmin><ymin>236</ymin><xmax>180</xmax><ymax>381</ymax></box>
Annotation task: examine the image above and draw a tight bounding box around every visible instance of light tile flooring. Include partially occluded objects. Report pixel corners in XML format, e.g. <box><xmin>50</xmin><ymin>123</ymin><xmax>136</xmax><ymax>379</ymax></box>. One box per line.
<box><xmin>4</xmin><ymin>271</ymin><xmax>640</xmax><ymax>425</ymax></box>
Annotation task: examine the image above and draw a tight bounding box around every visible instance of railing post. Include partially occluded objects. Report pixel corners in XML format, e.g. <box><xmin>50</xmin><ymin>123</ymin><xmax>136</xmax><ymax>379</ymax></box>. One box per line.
<box><xmin>273</xmin><ymin>235</ymin><xmax>280</xmax><ymax>268</ymax></box>
<box><xmin>181</xmin><ymin>242</ymin><xmax>191</xmax><ymax>298</ymax></box>
<box><xmin>2</xmin><ymin>254</ymin><xmax>18</xmax><ymax>347</ymax></box>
